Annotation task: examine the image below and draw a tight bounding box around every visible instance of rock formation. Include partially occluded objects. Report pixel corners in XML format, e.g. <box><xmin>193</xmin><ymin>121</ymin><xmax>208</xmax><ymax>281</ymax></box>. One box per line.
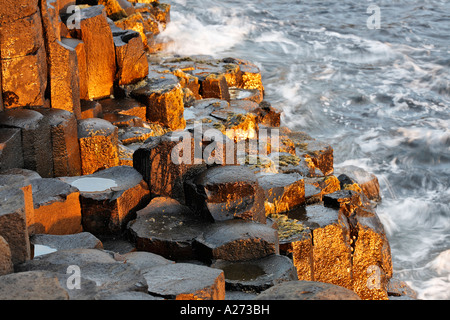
<box><xmin>0</xmin><ymin>0</ymin><xmax>417</xmax><ymax>301</ymax></box>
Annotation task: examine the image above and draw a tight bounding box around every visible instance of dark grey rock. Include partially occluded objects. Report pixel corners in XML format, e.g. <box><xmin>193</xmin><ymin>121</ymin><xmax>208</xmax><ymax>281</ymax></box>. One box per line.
<box><xmin>255</xmin><ymin>280</ymin><xmax>361</xmax><ymax>300</ymax></box>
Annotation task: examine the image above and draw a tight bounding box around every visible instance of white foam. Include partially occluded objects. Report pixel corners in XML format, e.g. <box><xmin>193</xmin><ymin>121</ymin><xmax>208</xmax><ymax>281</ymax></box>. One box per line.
<box><xmin>70</xmin><ymin>177</ymin><xmax>118</xmax><ymax>192</ymax></box>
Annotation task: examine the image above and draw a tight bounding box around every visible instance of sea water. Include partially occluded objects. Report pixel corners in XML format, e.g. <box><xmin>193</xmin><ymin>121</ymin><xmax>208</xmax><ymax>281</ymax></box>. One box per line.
<box><xmin>160</xmin><ymin>0</ymin><xmax>450</xmax><ymax>299</ymax></box>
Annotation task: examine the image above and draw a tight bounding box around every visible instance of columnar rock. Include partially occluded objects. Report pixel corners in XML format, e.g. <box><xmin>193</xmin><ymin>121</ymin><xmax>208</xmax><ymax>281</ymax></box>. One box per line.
<box><xmin>185</xmin><ymin>165</ymin><xmax>266</xmax><ymax>223</ymax></box>
<box><xmin>35</xmin><ymin>109</ymin><xmax>82</xmax><ymax>177</ymax></box>
<box><xmin>0</xmin><ymin>174</ymin><xmax>35</xmax><ymax>235</ymax></box>
<box><xmin>211</xmin><ymin>254</ymin><xmax>298</xmax><ymax>293</ymax></box>
<box><xmin>30</xmin><ymin>178</ymin><xmax>82</xmax><ymax>235</ymax></box>
<box><xmin>0</xmin><ymin>271</ymin><xmax>70</xmax><ymax>300</ymax></box>
<box><xmin>291</xmin><ymin>204</ymin><xmax>353</xmax><ymax>291</ymax></box>
<box><xmin>61</xmin><ymin>38</ymin><xmax>88</xmax><ymax>101</ymax></box>
<box><xmin>128</xmin><ymin>197</ymin><xmax>210</xmax><ymax>260</ymax></box>
<box><xmin>113</xmin><ymin>30</ymin><xmax>149</xmax><ymax>86</ymax></box>
<box><xmin>77</xmin><ymin>118</ymin><xmax>119</xmax><ymax>175</ymax></box>
<box><xmin>256</xmin><ymin>172</ymin><xmax>305</xmax><ymax>214</ymax></box>
<box><xmin>133</xmin><ymin>131</ymin><xmax>205</xmax><ymax>202</ymax></box>
<box><xmin>0</xmin><ymin>236</ymin><xmax>13</xmax><ymax>276</ymax></box>
<box><xmin>255</xmin><ymin>280</ymin><xmax>361</xmax><ymax>300</ymax></box>
<box><xmin>30</xmin><ymin>232</ymin><xmax>103</xmax><ymax>254</ymax></box>
<box><xmin>41</xmin><ymin>0</ymin><xmax>82</xmax><ymax>119</ymax></box>
<box><xmin>0</xmin><ymin>109</ymin><xmax>53</xmax><ymax>178</ymax></box>
<box><xmin>0</xmin><ymin>187</ymin><xmax>31</xmax><ymax>265</ymax></box>
<box><xmin>80</xmin><ymin>100</ymin><xmax>103</xmax><ymax>119</ymax></box>
<box><xmin>76</xmin><ymin>5</ymin><xmax>116</xmax><ymax>100</ymax></box>
<box><xmin>0</xmin><ymin>0</ymin><xmax>47</xmax><ymax>108</ymax></box>
<box><xmin>336</xmin><ymin>165</ymin><xmax>382</xmax><ymax>203</ymax></box>
<box><xmin>0</xmin><ymin>128</ymin><xmax>23</xmax><ymax>172</ymax></box>
<box><xmin>349</xmin><ymin>205</ymin><xmax>392</xmax><ymax>300</ymax></box>
<box><xmin>99</xmin><ymin>97</ymin><xmax>147</xmax><ymax>122</ymax></box>
<box><xmin>131</xmin><ymin>74</ymin><xmax>186</xmax><ymax>130</ymax></box>
<box><xmin>195</xmin><ymin>219</ymin><xmax>279</xmax><ymax>262</ymax></box>
<box><xmin>144</xmin><ymin>263</ymin><xmax>225</xmax><ymax>300</ymax></box>
<box><xmin>60</xmin><ymin>166</ymin><xmax>151</xmax><ymax>235</ymax></box>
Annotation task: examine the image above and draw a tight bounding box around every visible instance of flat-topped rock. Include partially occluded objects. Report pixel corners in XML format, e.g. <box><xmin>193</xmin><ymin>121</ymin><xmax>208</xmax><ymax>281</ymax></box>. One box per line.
<box><xmin>195</xmin><ymin>219</ymin><xmax>279</xmax><ymax>262</ymax></box>
<box><xmin>16</xmin><ymin>248</ymin><xmax>148</xmax><ymax>297</ymax></box>
<box><xmin>255</xmin><ymin>280</ymin><xmax>361</xmax><ymax>300</ymax></box>
<box><xmin>60</xmin><ymin>166</ymin><xmax>150</xmax><ymax>235</ymax></box>
<box><xmin>256</xmin><ymin>172</ymin><xmax>305</xmax><ymax>215</ymax></box>
<box><xmin>0</xmin><ymin>128</ymin><xmax>23</xmax><ymax>171</ymax></box>
<box><xmin>185</xmin><ymin>165</ymin><xmax>266</xmax><ymax>223</ymax></box>
<box><xmin>30</xmin><ymin>178</ymin><xmax>82</xmax><ymax>235</ymax></box>
<box><xmin>0</xmin><ymin>271</ymin><xmax>69</xmax><ymax>300</ymax></box>
<box><xmin>98</xmin><ymin>97</ymin><xmax>147</xmax><ymax>122</ymax></box>
<box><xmin>128</xmin><ymin>197</ymin><xmax>210</xmax><ymax>260</ymax></box>
<box><xmin>336</xmin><ymin>165</ymin><xmax>382</xmax><ymax>203</ymax></box>
<box><xmin>0</xmin><ymin>187</ymin><xmax>31</xmax><ymax>264</ymax></box>
<box><xmin>77</xmin><ymin>118</ymin><xmax>119</xmax><ymax>175</ymax></box>
<box><xmin>212</xmin><ymin>254</ymin><xmax>297</xmax><ymax>293</ymax></box>
<box><xmin>144</xmin><ymin>262</ymin><xmax>225</xmax><ymax>300</ymax></box>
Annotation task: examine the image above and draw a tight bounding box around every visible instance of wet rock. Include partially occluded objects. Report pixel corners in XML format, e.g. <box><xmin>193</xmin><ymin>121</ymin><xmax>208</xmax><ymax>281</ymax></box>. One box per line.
<box><xmin>133</xmin><ymin>131</ymin><xmax>205</xmax><ymax>202</ymax></box>
<box><xmin>323</xmin><ymin>189</ymin><xmax>363</xmax><ymax>216</ymax></box>
<box><xmin>290</xmin><ymin>204</ymin><xmax>353</xmax><ymax>291</ymax></box>
<box><xmin>336</xmin><ymin>165</ymin><xmax>382</xmax><ymax>203</ymax></box>
<box><xmin>41</xmin><ymin>1</ymin><xmax>81</xmax><ymax>119</ymax></box>
<box><xmin>0</xmin><ymin>271</ymin><xmax>69</xmax><ymax>300</ymax></box>
<box><xmin>185</xmin><ymin>165</ymin><xmax>266</xmax><ymax>223</ymax></box>
<box><xmin>0</xmin><ymin>128</ymin><xmax>23</xmax><ymax>171</ymax></box>
<box><xmin>98</xmin><ymin>97</ymin><xmax>147</xmax><ymax>122</ymax></box>
<box><xmin>256</xmin><ymin>172</ymin><xmax>305</xmax><ymax>215</ymax></box>
<box><xmin>80</xmin><ymin>100</ymin><xmax>103</xmax><ymax>120</ymax></box>
<box><xmin>0</xmin><ymin>187</ymin><xmax>31</xmax><ymax>264</ymax></box>
<box><xmin>130</xmin><ymin>74</ymin><xmax>186</xmax><ymax>130</ymax></box>
<box><xmin>99</xmin><ymin>0</ymin><xmax>128</xmax><ymax>20</ymax></box>
<box><xmin>77</xmin><ymin>118</ymin><xmax>119</xmax><ymax>175</ymax></box>
<box><xmin>255</xmin><ymin>280</ymin><xmax>361</xmax><ymax>300</ymax></box>
<box><xmin>98</xmin><ymin>291</ymin><xmax>163</xmax><ymax>300</ymax></box>
<box><xmin>30</xmin><ymin>232</ymin><xmax>103</xmax><ymax>256</ymax></box>
<box><xmin>121</xmin><ymin>251</ymin><xmax>175</xmax><ymax>271</ymax></box>
<box><xmin>114</xmin><ymin>13</ymin><xmax>148</xmax><ymax>50</ymax></box>
<box><xmin>222</xmin><ymin>57</ymin><xmax>264</xmax><ymax>96</ymax></box>
<box><xmin>75</xmin><ymin>5</ymin><xmax>116</xmax><ymax>100</ymax></box>
<box><xmin>61</xmin><ymin>38</ymin><xmax>89</xmax><ymax>101</ymax></box>
<box><xmin>200</xmin><ymin>73</ymin><xmax>230</xmax><ymax>101</ymax></box>
<box><xmin>118</xmin><ymin>126</ymin><xmax>155</xmax><ymax>145</ymax></box>
<box><xmin>60</xmin><ymin>166</ymin><xmax>151</xmax><ymax>235</ymax></box>
<box><xmin>30</xmin><ymin>178</ymin><xmax>82</xmax><ymax>235</ymax></box>
<box><xmin>114</xmin><ymin>29</ymin><xmax>149</xmax><ymax>86</ymax></box>
<box><xmin>296</xmin><ymin>140</ymin><xmax>334</xmax><ymax>176</ymax></box>
<box><xmin>349</xmin><ymin>205</ymin><xmax>392</xmax><ymax>300</ymax></box>
<box><xmin>212</xmin><ymin>254</ymin><xmax>297</xmax><ymax>293</ymax></box>
<box><xmin>104</xmin><ymin>113</ymin><xmax>144</xmax><ymax>128</ymax></box>
<box><xmin>16</xmin><ymin>248</ymin><xmax>148</xmax><ymax>297</ymax></box>
<box><xmin>0</xmin><ymin>236</ymin><xmax>13</xmax><ymax>276</ymax></box>
<box><xmin>387</xmin><ymin>277</ymin><xmax>417</xmax><ymax>300</ymax></box>
<box><xmin>144</xmin><ymin>262</ymin><xmax>225</xmax><ymax>300</ymax></box>
<box><xmin>0</xmin><ymin>2</ymin><xmax>47</xmax><ymax>108</ymax></box>
<box><xmin>0</xmin><ymin>109</ymin><xmax>53</xmax><ymax>178</ymax></box>
<box><xmin>184</xmin><ymin>98</ymin><xmax>229</xmax><ymax>127</ymax></box>
<box><xmin>305</xmin><ymin>175</ymin><xmax>341</xmax><ymax>198</ymax></box>
<box><xmin>35</xmin><ymin>108</ymin><xmax>82</xmax><ymax>177</ymax></box>
<box><xmin>195</xmin><ymin>219</ymin><xmax>279</xmax><ymax>262</ymax></box>
<box><xmin>128</xmin><ymin>197</ymin><xmax>209</xmax><ymax>260</ymax></box>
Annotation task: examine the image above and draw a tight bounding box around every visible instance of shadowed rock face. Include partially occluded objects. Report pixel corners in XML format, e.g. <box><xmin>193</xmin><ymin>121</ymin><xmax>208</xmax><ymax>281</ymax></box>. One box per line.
<box><xmin>185</xmin><ymin>165</ymin><xmax>266</xmax><ymax>223</ymax></box>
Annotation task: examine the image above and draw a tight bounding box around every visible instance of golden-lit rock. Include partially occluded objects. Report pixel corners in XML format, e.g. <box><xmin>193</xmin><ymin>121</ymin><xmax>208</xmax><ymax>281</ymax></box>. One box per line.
<box><xmin>200</xmin><ymin>73</ymin><xmax>230</xmax><ymax>101</ymax></box>
<box><xmin>131</xmin><ymin>74</ymin><xmax>186</xmax><ymax>130</ymax></box>
<box><xmin>296</xmin><ymin>140</ymin><xmax>334</xmax><ymax>176</ymax></box>
<box><xmin>144</xmin><ymin>263</ymin><xmax>225</xmax><ymax>300</ymax></box>
<box><xmin>114</xmin><ymin>13</ymin><xmax>148</xmax><ymax>50</ymax></box>
<box><xmin>99</xmin><ymin>0</ymin><xmax>128</xmax><ymax>20</ymax></box>
<box><xmin>336</xmin><ymin>165</ymin><xmax>382</xmax><ymax>203</ymax></box>
<box><xmin>0</xmin><ymin>8</ymin><xmax>47</xmax><ymax>108</ymax></box>
<box><xmin>30</xmin><ymin>178</ymin><xmax>82</xmax><ymax>235</ymax></box>
<box><xmin>41</xmin><ymin>1</ymin><xmax>82</xmax><ymax>119</ymax></box>
<box><xmin>291</xmin><ymin>204</ymin><xmax>353</xmax><ymax>291</ymax></box>
<box><xmin>305</xmin><ymin>175</ymin><xmax>341</xmax><ymax>197</ymax></box>
<box><xmin>60</xmin><ymin>166</ymin><xmax>151</xmax><ymax>235</ymax></box>
<box><xmin>76</xmin><ymin>6</ymin><xmax>116</xmax><ymax>100</ymax></box>
<box><xmin>256</xmin><ymin>172</ymin><xmax>305</xmax><ymax>215</ymax></box>
<box><xmin>222</xmin><ymin>57</ymin><xmax>264</xmax><ymax>96</ymax></box>
<box><xmin>113</xmin><ymin>30</ymin><xmax>149</xmax><ymax>86</ymax></box>
<box><xmin>350</xmin><ymin>206</ymin><xmax>392</xmax><ymax>300</ymax></box>
<box><xmin>99</xmin><ymin>97</ymin><xmax>147</xmax><ymax>122</ymax></box>
<box><xmin>80</xmin><ymin>100</ymin><xmax>103</xmax><ymax>119</ymax></box>
<box><xmin>61</xmin><ymin>38</ymin><xmax>89</xmax><ymax>101</ymax></box>
<box><xmin>77</xmin><ymin>118</ymin><xmax>119</xmax><ymax>175</ymax></box>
